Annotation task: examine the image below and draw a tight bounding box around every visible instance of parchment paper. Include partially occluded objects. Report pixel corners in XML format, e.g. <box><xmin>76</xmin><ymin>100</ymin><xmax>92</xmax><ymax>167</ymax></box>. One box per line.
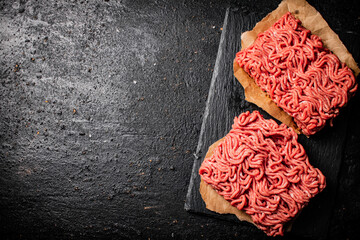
<box><xmin>234</xmin><ymin>0</ymin><xmax>360</xmax><ymax>133</ymax></box>
<box><xmin>201</xmin><ymin>0</ymin><xmax>359</xmax><ymax>233</ymax></box>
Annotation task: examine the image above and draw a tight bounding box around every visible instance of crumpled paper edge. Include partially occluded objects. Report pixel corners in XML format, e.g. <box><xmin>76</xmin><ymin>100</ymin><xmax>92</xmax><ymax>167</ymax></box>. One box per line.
<box><xmin>233</xmin><ymin>61</ymin><xmax>300</xmax><ymax>133</ymax></box>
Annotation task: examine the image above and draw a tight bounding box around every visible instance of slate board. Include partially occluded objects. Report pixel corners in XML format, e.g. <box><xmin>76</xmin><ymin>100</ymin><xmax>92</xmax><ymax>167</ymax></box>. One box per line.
<box><xmin>185</xmin><ymin>7</ymin><xmax>360</xmax><ymax>239</ymax></box>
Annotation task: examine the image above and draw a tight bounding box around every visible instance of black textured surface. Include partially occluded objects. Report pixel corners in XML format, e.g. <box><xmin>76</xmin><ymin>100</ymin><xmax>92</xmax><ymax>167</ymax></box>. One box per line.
<box><xmin>185</xmin><ymin>7</ymin><xmax>359</xmax><ymax>239</ymax></box>
<box><xmin>1</xmin><ymin>0</ymin><xmax>359</xmax><ymax>240</ymax></box>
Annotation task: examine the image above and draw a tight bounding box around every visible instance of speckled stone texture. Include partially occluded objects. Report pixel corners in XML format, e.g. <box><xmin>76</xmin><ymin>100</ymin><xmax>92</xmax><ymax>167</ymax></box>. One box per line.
<box><xmin>0</xmin><ymin>0</ymin><xmax>359</xmax><ymax>240</ymax></box>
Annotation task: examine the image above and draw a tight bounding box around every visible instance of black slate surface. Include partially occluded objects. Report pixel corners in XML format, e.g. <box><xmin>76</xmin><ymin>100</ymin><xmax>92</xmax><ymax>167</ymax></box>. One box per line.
<box><xmin>185</xmin><ymin>6</ymin><xmax>360</xmax><ymax>240</ymax></box>
<box><xmin>1</xmin><ymin>0</ymin><xmax>360</xmax><ymax>240</ymax></box>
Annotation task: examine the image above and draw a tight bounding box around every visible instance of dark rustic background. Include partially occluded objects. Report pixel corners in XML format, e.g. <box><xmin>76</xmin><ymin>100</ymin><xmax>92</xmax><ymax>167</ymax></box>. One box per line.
<box><xmin>0</xmin><ymin>0</ymin><xmax>359</xmax><ymax>240</ymax></box>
